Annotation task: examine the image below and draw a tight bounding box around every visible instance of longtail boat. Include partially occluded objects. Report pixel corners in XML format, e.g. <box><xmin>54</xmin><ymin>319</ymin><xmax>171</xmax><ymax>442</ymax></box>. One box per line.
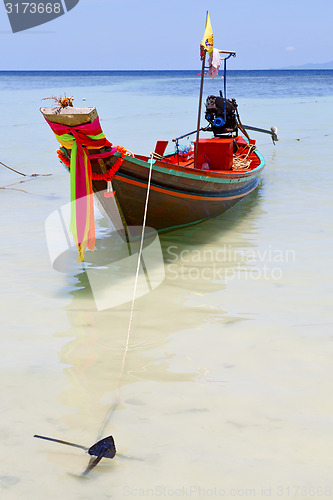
<box><xmin>41</xmin><ymin>13</ymin><xmax>278</xmax><ymax>261</ymax></box>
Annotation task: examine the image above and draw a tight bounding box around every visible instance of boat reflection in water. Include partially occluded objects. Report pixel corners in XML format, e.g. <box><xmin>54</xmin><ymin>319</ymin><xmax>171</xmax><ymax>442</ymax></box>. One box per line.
<box><xmin>45</xmin><ymin>193</ymin><xmax>165</xmax><ymax>311</ymax></box>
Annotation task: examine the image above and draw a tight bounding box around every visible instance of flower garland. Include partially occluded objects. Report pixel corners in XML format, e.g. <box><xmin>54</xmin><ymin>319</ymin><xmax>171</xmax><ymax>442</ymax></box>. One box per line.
<box><xmin>57</xmin><ymin>145</ymin><xmax>127</xmax><ymax>181</ymax></box>
<box><xmin>57</xmin><ymin>148</ymin><xmax>70</xmax><ymax>167</ymax></box>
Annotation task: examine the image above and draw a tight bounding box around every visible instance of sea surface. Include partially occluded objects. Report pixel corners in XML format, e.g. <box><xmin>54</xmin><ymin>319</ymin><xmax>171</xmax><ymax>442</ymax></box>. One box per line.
<box><xmin>1</xmin><ymin>70</ymin><xmax>333</xmax><ymax>499</ymax></box>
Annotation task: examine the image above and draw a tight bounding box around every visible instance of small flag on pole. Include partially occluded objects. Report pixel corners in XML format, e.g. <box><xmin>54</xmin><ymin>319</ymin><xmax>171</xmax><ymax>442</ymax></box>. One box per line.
<box><xmin>200</xmin><ymin>12</ymin><xmax>214</xmax><ymax>56</ymax></box>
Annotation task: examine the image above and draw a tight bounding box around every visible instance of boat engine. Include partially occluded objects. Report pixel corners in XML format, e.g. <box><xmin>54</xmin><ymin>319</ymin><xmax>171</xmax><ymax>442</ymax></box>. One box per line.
<box><xmin>205</xmin><ymin>95</ymin><xmax>238</xmax><ymax>136</ymax></box>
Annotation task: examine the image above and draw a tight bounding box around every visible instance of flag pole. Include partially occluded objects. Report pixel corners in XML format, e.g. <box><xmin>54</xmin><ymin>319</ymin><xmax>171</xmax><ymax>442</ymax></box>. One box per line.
<box><xmin>194</xmin><ymin>50</ymin><xmax>206</xmax><ymax>170</ymax></box>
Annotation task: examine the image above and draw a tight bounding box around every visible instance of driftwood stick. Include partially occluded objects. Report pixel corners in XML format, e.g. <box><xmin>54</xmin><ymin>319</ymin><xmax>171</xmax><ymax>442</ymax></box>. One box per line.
<box><xmin>0</xmin><ymin>160</ymin><xmax>27</xmax><ymax>176</ymax></box>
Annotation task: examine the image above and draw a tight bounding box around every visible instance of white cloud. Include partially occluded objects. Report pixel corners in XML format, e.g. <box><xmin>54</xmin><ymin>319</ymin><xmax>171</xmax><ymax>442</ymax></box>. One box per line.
<box><xmin>286</xmin><ymin>46</ymin><xmax>296</xmax><ymax>51</ymax></box>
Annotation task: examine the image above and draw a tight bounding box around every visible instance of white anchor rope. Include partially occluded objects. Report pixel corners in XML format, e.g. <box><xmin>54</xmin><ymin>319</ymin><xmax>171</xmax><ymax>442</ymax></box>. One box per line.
<box><xmin>97</xmin><ymin>153</ymin><xmax>155</xmax><ymax>439</ymax></box>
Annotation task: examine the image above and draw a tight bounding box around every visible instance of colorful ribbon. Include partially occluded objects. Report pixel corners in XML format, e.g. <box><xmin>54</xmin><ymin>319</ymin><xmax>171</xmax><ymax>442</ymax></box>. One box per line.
<box><xmin>45</xmin><ymin>117</ymin><xmax>112</xmax><ymax>262</ymax></box>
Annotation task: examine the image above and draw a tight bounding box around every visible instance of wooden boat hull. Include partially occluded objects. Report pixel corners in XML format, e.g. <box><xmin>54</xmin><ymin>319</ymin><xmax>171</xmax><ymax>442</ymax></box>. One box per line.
<box><xmin>111</xmin><ymin>172</ymin><xmax>260</xmax><ymax>231</ymax></box>
<box><xmin>91</xmin><ymin>148</ymin><xmax>265</xmax><ymax>232</ymax></box>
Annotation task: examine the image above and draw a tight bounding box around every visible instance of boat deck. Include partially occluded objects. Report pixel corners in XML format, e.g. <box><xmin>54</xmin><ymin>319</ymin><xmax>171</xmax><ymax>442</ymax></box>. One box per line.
<box><xmin>134</xmin><ymin>135</ymin><xmax>261</xmax><ymax>174</ymax></box>
<box><xmin>59</xmin><ymin>134</ymin><xmax>261</xmax><ymax>175</ymax></box>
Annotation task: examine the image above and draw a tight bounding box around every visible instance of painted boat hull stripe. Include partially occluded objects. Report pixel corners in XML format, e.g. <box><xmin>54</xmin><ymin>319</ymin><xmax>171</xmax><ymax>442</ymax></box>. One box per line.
<box><xmin>120</xmin><ymin>149</ymin><xmax>265</xmax><ymax>184</ymax></box>
<box><xmin>113</xmin><ymin>173</ymin><xmax>260</xmax><ymax>201</ymax></box>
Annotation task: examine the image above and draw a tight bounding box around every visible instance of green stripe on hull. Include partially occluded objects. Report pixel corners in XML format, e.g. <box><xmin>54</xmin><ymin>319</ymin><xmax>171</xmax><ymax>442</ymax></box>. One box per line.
<box><xmin>117</xmin><ymin>150</ymin><xmax>265</xmax><ymax>185</ymax></box>
<box><xmin>115</xmin><ymin>171</ymin><xmax>260</xmax><ymax>199</ymax></box>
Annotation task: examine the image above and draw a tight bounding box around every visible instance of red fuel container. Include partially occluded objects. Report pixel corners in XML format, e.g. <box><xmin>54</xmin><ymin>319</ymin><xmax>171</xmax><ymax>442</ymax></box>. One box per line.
<box><xmin>194</xmin><ymin>138</ymin><xmax>234</xmax><ymax>170</ymax></box>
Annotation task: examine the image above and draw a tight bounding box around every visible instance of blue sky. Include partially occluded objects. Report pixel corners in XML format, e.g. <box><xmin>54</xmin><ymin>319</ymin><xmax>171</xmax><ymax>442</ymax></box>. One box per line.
<box><xmin>0</xmin><ymin>0</ymin><xmax>332</xmax><ymax>70</ymax></box>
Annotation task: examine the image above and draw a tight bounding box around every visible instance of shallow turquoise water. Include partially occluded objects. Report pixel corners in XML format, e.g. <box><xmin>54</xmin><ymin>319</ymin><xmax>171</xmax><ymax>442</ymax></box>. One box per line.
<box><xmin>1</xmin><ymin>72</ymin><xmax>333</xmax><ymax>499</ymax></box>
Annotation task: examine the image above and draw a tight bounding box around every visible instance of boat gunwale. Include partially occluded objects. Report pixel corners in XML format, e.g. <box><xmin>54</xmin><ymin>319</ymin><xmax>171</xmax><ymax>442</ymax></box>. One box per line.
<box><xmin>114</xmin><ymin>147</ymin><xmax>265</xmax><ymax>185</ymax></box>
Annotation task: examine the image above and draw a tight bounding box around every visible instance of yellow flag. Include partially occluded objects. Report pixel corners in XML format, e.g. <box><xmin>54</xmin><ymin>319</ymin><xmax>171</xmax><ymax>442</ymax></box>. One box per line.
<box><xmin>201</xmin><ymin>12</ymin><xmax>213</xmax><ymax>55</ymax></box>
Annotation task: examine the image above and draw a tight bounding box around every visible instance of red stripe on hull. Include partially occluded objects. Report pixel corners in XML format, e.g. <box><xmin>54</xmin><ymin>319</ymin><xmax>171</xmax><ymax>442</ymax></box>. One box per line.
<box><xmin>108</xmin><ymin>174</ymin><xmax>260</xmax><ymax>231</ymax></box>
